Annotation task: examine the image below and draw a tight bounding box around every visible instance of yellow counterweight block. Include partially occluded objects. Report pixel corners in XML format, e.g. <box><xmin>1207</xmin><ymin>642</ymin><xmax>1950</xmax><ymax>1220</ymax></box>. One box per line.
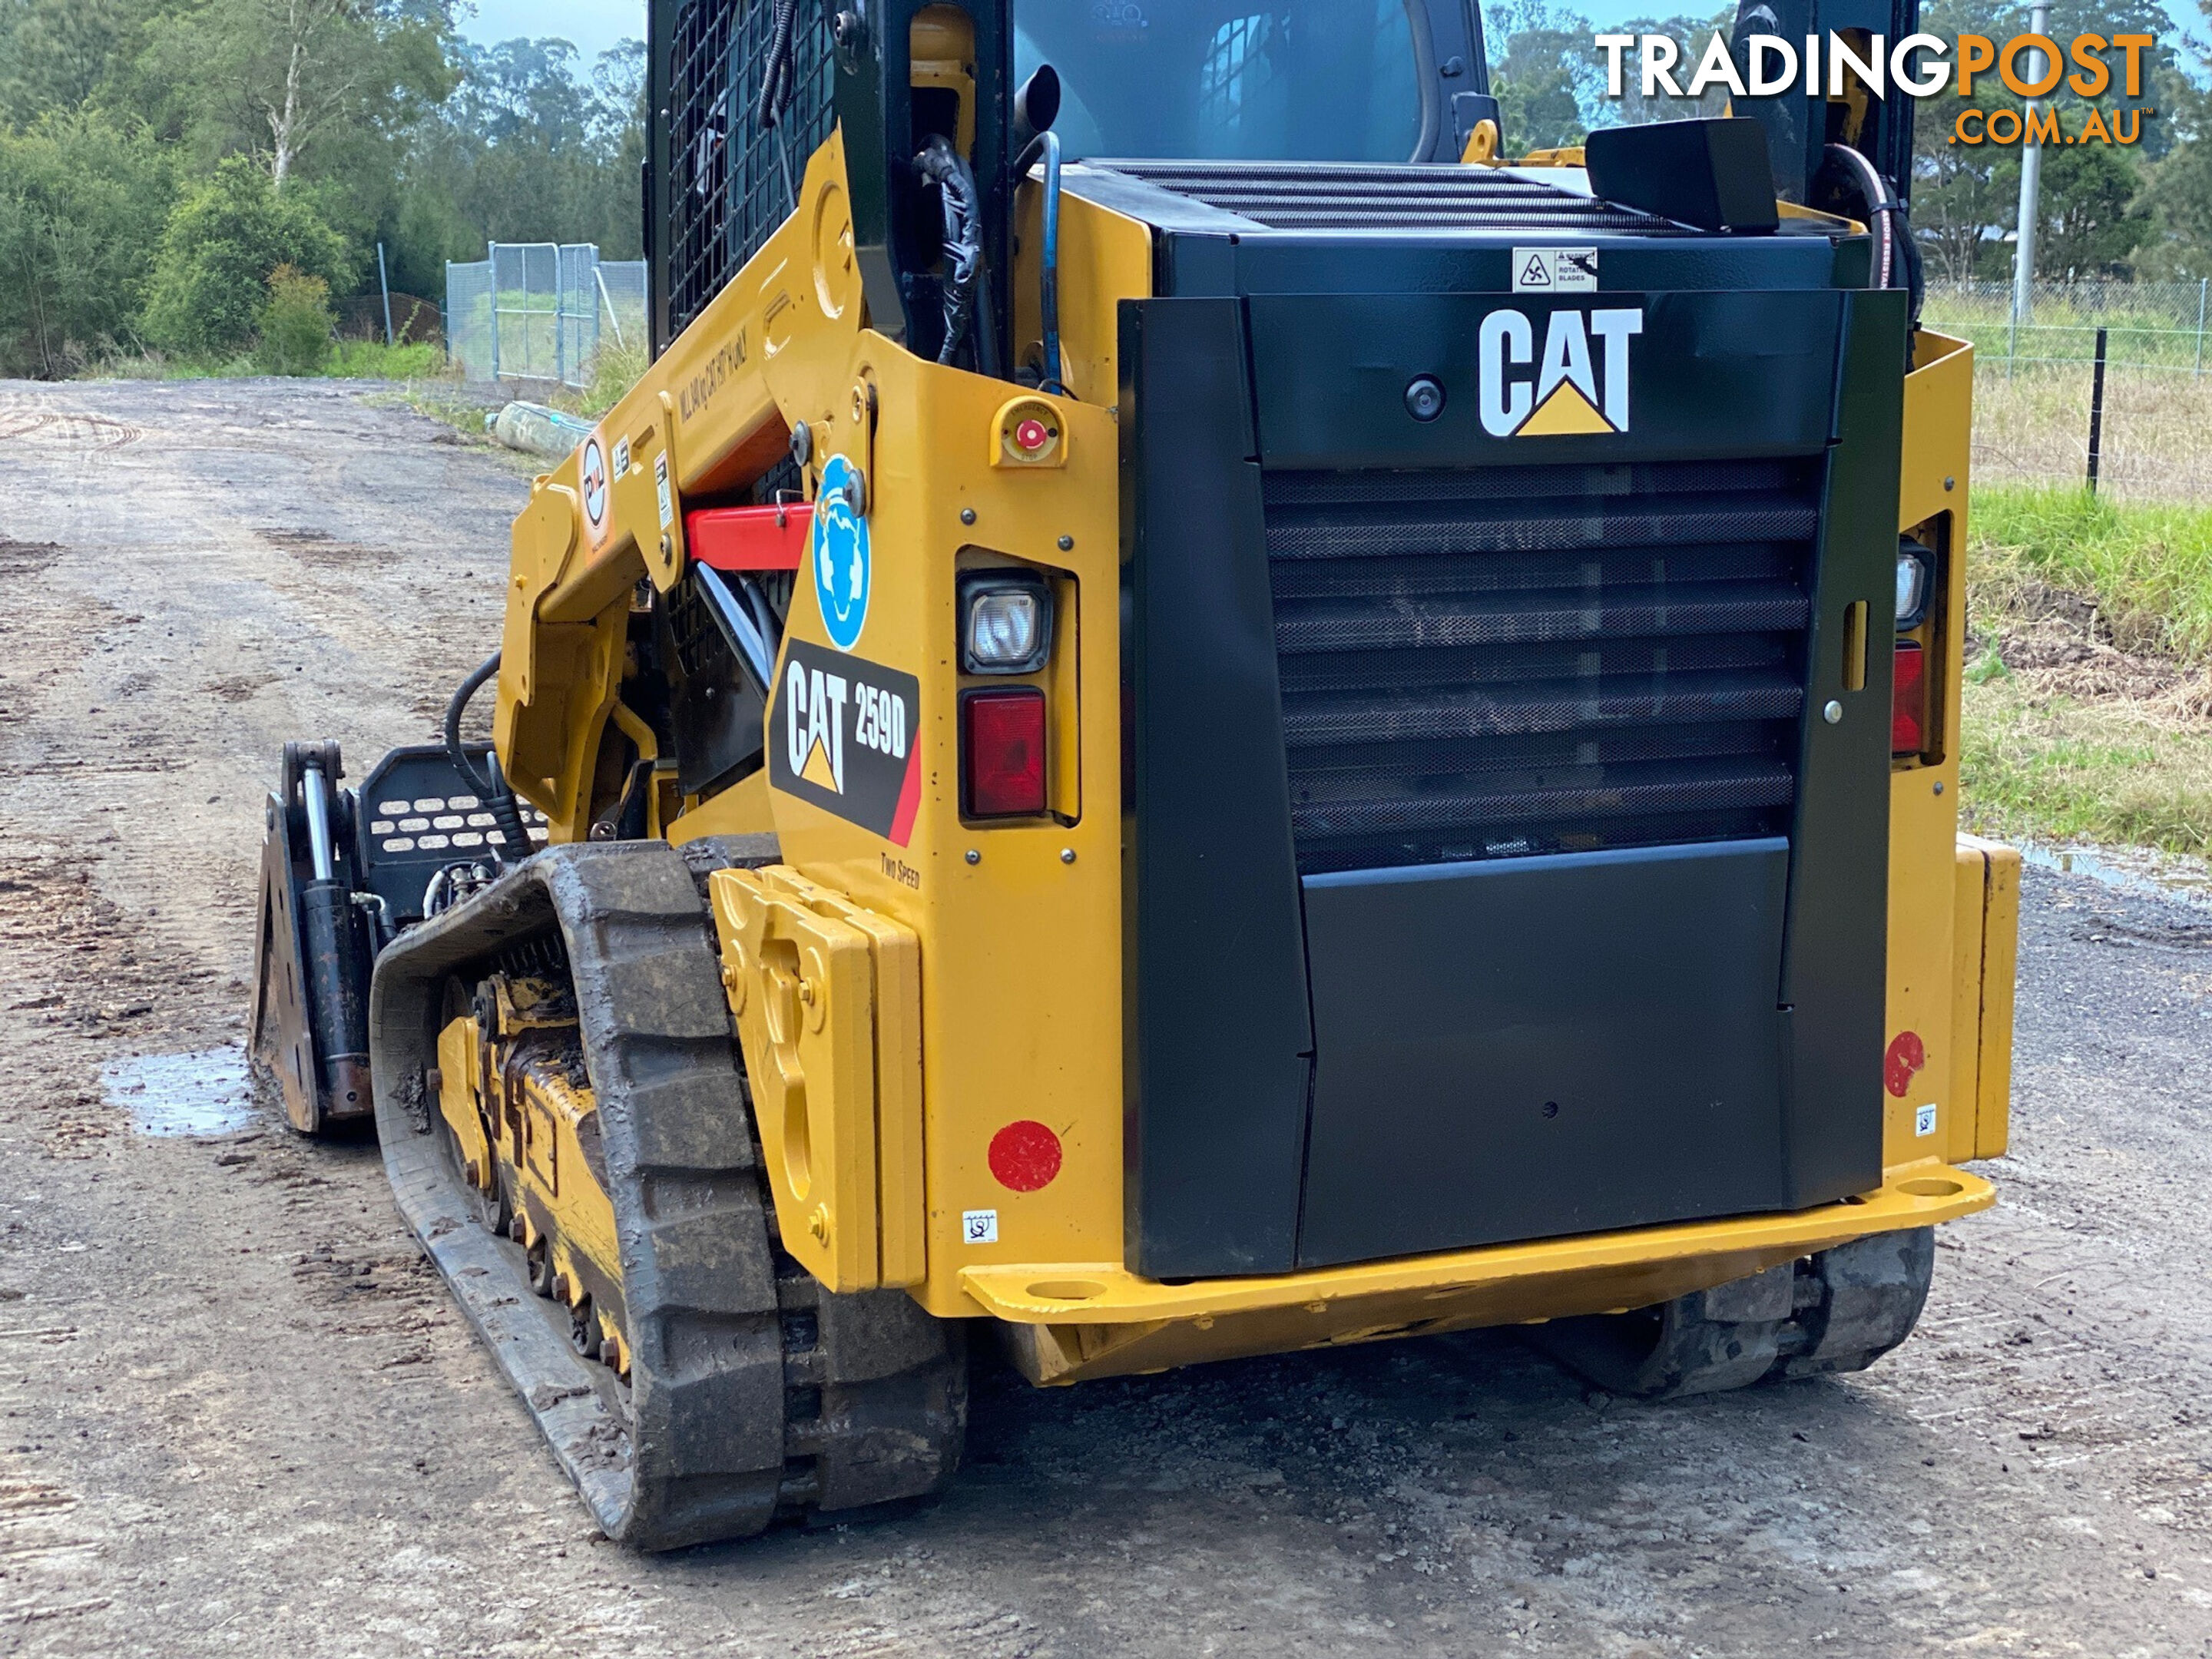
<box><xmin>708</xmin><ymin>865</ymin><xmax>925</xmax><ymax>1294</ymax></box>
<box><xmin>435</xmin><ymin>975</ymin><xmax>630</xmax><ymax>1374</ymax></box>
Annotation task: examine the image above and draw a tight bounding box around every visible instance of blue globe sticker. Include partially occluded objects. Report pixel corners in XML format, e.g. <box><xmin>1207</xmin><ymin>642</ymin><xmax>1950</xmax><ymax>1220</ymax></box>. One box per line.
<box><xmin>812</xmin><ymin>453</ymin><xmax>870</xmax><ymax>651</ymax></box>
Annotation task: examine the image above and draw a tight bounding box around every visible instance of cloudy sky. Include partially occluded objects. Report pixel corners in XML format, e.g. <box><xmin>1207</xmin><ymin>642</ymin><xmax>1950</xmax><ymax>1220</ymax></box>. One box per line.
<box><xmin>448</xmin><ymin>0</ymin><xmax>2201</xmax><ymax>83</ymax></box>
<box><xmin>456</xmin><ymin>0</ymin><xmax>644</xmax><ymax>64</ymax></box>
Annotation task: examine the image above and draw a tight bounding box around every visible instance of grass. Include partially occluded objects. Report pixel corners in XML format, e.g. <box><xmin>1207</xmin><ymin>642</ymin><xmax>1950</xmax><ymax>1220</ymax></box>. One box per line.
<box><xmin>1959</xmin><ymin>485</ymin><xmax>2212</xmax><ymax>855</ymax></box>
<box><xmin>1959</xmin><ymin>361</ymin><xmax>2212</xmax><ymax>505</ymax></box>
<box><xmin>567</xmin><ymin>336</ymin><xmax>647</xmax><ymax>419</ymax></box>
<box><xmin>1969</xmin><ymin>483</ymin><xmax>2212</xmax><ymax>660</ymax></box>
<box><xmin>326</xmin><ymin>338</ymin><xmax>446</xmax><ymax>379</ymax></box>
<box><xmin>86</xmin><ymin>336</ymin><xmax>451</xmax><ymax>382</ymax></box>
<box><xmin>1959</xmin><ymin>678</ymin><xmax>2212</xmax><ymax>855</ymax></box>
<box><xmin>1925</xmin><ymin>286</ymin><xmax>2212</xmax><ymax>373</ymax></box>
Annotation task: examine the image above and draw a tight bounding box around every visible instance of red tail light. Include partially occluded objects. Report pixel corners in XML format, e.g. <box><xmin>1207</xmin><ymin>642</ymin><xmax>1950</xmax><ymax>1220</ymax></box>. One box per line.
<box><xmin>1892</xmin><ymin>639</ymin><xmax>1926</xmax><ymax>756</ymax></box>
<box><xmin>962</xmin><ymin>688</ymin><xmax>1046</xmax><ymax>817</ymax></box>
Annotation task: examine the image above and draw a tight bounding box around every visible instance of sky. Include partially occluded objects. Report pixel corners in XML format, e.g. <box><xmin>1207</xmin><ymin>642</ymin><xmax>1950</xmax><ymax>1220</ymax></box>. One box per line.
<box><xmin>447</xmin><ymin>0</ymin><xmax>2202</xmax><ymax>78</ymax></box>
<box><xmin>456</xmin><ymin>0</ymin><xmax>644</xmax><ymax>65</ymax></box>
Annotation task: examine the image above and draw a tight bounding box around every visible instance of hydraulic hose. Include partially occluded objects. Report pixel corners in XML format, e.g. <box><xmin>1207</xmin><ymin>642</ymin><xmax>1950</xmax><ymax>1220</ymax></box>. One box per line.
<box><xmin>1824</xmin><ymin>141</ymin><xmax>1923</xmax><ymax>336</ymax></box>
<box><xmin>443</xmin><ymin>651</ymin><xmax>534</xmax><ymax>865</ymax></box>
<box><xmin>1015</xmin><ymin>130</ymin><xmax>1066</xmax><ymax>396</ymax></box>
<box><xmin>914</xmin><ymin>136</ymin><xmax>984</xmax><ymax>365</ymax></box>
<box><xmin>691</xmin><ymin>562</ymin><xmax>779</xmax><ymax>696</ymax></box>
<box><xmin>754</xmin><ymin>0</ymin><xmax>799</xmax><ymax>134</ymax></box>
<box><xmin>756</xmin><ymin>0</ymin><xmax>801</xmax><ymax>211</ymax></box>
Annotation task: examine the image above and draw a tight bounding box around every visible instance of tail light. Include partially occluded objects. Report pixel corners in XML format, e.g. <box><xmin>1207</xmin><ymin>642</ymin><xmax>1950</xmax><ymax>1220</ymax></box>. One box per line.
<box><xmin>962</xmin><ymin>688</ymin><xmax>1046</xmax><ymax>817</ymax></box>
<box><xmin>1892</xmin><ymin>639</ymin><xmax>1926</xmax><ymax>757</ymax></box>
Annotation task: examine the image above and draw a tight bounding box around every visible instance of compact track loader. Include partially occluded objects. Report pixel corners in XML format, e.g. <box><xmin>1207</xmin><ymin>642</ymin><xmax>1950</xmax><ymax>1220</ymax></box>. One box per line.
<box><xmin>252</xmin><ymin>0</ymin><xmax>2018</xmax><ymax>1548</ymax></box>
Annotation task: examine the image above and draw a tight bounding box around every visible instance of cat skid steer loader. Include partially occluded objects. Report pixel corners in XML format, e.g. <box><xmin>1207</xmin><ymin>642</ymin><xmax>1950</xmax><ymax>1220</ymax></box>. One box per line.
<box><xmin>250</xmin><ymin>0</ymin><xmax>2016</xmax><ymax>1548</ymax></box>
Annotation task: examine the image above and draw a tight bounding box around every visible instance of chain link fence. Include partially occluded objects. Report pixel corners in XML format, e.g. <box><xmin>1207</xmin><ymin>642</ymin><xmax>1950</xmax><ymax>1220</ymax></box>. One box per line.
<box><xmin>1923</xmin><ymin>279</ymin><xmax>2212</xmax><ymax>377</ymax></box>
<box><xmin>444</xmin><ymin>243</ymin><xmax>647</xmax><ymax>389</ymax></box>
<box><xmin>1921</xmin><ymin>280</ymin><xmax>2212</xmax><ymax>503</ymax></box>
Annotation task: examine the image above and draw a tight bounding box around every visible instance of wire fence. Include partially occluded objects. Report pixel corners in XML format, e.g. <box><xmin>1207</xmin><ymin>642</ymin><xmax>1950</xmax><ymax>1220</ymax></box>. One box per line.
<box><xmin>1923</xmin><ymin>279</ymin><xmax>2212</xmax><ymax>377</ymax></box>
<box><xmin>1919</xmin><ymin>281</ymin><xmax>2212</xmax><ymax>505</ymax></box>
<box><xmin>444</xmin><ymin>243</ymin><xmax>647</xmax><ymax>389</ymax></box>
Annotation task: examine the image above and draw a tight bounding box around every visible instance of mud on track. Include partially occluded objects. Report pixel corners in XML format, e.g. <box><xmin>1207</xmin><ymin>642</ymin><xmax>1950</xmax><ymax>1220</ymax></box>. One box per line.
<box><xmin>2</xmin><ymin>376</ymin><xmax>2211</xmax><ymax>1657</ymax></box>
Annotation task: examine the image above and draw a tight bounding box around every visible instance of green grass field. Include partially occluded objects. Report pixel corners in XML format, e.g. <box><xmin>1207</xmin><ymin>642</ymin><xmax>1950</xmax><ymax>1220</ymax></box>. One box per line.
<box><xmin>1960</xmin><ymin>485</ymin><xmax>2212</xmax><ymax>854</ymax></box>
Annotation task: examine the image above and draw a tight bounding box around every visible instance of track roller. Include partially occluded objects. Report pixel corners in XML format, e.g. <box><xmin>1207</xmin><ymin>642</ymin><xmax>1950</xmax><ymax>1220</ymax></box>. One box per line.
<box><xmin>1528</xmin><ymin>1227</ymin><xmax>1936</xmax><ymax>1400</ymax></box>
<box><xmin>368</xmin><ymin>836</ymin><xmax>965</xmax><ymax>1549</ymax></box>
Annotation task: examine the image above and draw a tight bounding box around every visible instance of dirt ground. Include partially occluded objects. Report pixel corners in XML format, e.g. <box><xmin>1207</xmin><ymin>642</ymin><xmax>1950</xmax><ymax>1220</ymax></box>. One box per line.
<box><xmin>5</xmin><ymin>377</ymin><xmax>2212</xmax><ymax>1657</ymax></box>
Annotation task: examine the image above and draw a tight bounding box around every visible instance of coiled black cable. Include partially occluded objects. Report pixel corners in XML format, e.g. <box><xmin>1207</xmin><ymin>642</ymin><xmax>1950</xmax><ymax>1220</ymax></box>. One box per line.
<box><xmin>914</xmin><ymin>136</ymin><xmax>984</xmax><ymax>365</ymax></box>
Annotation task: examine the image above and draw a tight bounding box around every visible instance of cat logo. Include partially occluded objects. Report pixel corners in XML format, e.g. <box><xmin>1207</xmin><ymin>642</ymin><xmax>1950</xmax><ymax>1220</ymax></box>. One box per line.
<box><xmin>787</xmin><ymin>661</ymin><xmax>848</xmax><ymax>793</ymax></box>
<box><xmin>1478</xmin><ymin>306</ymin><xmax>1643</xmax><ymax>439</ymax></box>
<box><xmin>770</xmin><ymin>637</ymin><xmax>923</xmax><ymax>845</ymax></box>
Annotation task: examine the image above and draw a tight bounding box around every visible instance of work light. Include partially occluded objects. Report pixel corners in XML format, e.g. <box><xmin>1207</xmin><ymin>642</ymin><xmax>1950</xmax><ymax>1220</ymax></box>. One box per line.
<box><xmin>1896</xmin><ymin>541</ymin><xmax>1933</xmax><ymax>630</ymax></box>
<box><xmin>959</xmin><ymin>571</ymin><xmax>1054</xmax><ymax>674</ymax></box>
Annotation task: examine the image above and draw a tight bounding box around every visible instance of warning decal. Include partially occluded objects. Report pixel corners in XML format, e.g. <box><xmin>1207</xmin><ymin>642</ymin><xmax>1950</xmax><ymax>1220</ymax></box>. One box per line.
<box><xmin>579</xmin><ymin>435</ymin><xmax>609</xmax><ymax>540</ymax></box>
<box><xmin>768</xmin><ymin>635</ymin><xmax>922</xmax><ymax>845</ymax></box>
<box><xmin>1512</xmin><ymin>247</ymin><xmax>1598</xmax><ymax>293</ymax></box>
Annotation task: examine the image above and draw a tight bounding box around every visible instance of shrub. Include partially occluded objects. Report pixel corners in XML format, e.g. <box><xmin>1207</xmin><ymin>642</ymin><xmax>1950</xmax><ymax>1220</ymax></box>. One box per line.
<box><xmin>0</xmin><ymin>114</ymin><xmax>172</xmax><ymax>377</ymax></box>
<box><xmin>253</xmin><ymin>266</ymin><xmax>334</xmax><ymax>375</ymax></box>
<box><xmin>326</xmin><ymin>338</ymin><xmax>445</xmax><ymax>379</ymax></box>
<box><xmin>141</xmin><ymin>157</ymin><xmax>346</xmax><ymax>355</ymax></box>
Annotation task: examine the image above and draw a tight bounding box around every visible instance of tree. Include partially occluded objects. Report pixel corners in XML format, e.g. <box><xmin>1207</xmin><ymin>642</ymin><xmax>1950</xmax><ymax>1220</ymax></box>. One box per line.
<box><xmin>141</xmin><ymin>154</ymin><xmax>346</xmax><ymax>352</ymax></box>
<box><xmin>406</xmin><ymin>38</ymin><xmax>645</xmax><ymax>260</ymax></box>
<box><xmin>1480</xmin><ymin>1</ymin><xmax>1730</xmax><ymax>151</ymax></box>
<box><xmin>1482</xmin><ymin>0</ymin><xmax>1598</xmax><ymax>152</ymax></box>
<box><xmin>0</xmin><ymin>0</ymin><xmax>139</xmax><ymax>122</ymax></box>
<box><xmin>138</xmin><ymin>0</ymin><xmax>450</xmax><ymax>192</ymax></box>
<box><xmin>2032</xmin><ymin>143</ymin><xmax>2153</xmax><ymax>278</ymax></box>
<box><xmin>0</xmin><ymin>113</ymin><xmax>172</xmax><ymax>374</ymax></box>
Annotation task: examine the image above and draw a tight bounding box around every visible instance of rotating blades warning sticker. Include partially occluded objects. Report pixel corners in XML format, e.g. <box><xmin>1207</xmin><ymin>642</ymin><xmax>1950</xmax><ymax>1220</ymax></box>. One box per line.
<box><xmin>769</xmin><ymin>636</ymin><xmax>922</xmax><ymax>845</ymax></box>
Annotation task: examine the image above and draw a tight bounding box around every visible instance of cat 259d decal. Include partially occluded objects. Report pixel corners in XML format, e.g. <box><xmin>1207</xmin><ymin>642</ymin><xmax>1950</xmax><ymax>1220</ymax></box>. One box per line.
<box><xmin>768</xmin><ymin>635</ymin><xmax>922</xmax><ymax>846</ymax></box>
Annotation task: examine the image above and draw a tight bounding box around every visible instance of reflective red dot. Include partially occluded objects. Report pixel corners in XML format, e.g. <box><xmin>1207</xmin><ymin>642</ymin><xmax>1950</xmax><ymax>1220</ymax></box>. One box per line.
<box><xmin>1884</xmin><ymin>1031</ymin><xmax>1926</xmax><ymax>1098</ymax></box>
<box><xmin>988</xmin><ymin>1120</ymin><xmax>1062</xmax><ymax>1191</ymax></box>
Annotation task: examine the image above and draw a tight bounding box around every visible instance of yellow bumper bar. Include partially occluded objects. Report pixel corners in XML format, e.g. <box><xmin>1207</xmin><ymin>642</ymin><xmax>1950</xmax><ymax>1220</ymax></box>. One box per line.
<box><xmin>965</xmin><ymin>1163</ymin><xmax>1991</xmax><ymax>1326</ymax></box>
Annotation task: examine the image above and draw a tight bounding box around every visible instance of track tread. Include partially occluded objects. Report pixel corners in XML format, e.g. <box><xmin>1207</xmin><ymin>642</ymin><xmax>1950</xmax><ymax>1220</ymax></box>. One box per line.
<box><xmin>368</xmin><ymin>838</ymin><xmax>962</xmax><ymax>1549</ymax></box>
<box><xmin>1529</xmin><ymin>1227</ymin><xmax>1938</xmax><ymax>1401</ymax></box>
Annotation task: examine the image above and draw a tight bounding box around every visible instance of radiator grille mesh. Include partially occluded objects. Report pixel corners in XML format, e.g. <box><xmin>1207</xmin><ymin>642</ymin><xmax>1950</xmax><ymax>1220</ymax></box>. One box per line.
<box><xmin>1088</xmin><ymin>159</ymin><xmax>1675</xmax><ymax>233</ymax></box>
<box><xmin>1266</xmin><ymin>459</ymin><xmax>1823</xmax><ymax>874</ymax></box>
<box><xmin>666</xmin><ymin>0</ymin><xmax>836</xmax><ymax>342</ymax></box>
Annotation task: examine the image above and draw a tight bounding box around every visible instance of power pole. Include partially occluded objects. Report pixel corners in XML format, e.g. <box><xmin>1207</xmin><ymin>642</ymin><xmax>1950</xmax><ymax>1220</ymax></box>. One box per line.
<box><xmin>2011</xmin><ymin>1</ymin><xmax>2048</xmax><ymax>332</ymax></box>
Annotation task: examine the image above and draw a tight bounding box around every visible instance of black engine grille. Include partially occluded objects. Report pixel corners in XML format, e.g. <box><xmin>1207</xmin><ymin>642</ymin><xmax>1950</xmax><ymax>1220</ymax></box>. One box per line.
<box><xmin>666</xmin><ymin>0</ymin><xmax>836</xmax><ymax>343</ymax></box>
<box><xmin>1266</xmin><ymin>459</ymin><xmax>1823</xmax><ymax>875</ymax></box>
<box><xmin>1088</xmin><ymin>159</ymin><xmax>1675</xmax><ymax>233</ymax></box>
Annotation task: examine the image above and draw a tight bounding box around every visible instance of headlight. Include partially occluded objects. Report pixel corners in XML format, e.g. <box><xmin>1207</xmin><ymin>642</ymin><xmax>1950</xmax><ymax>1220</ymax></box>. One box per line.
<box><xmin>959</xmin><ymin>571</ymin><xmax>1054</xmax><ymax>674</ymax></box>
<box><xmin>1896</xmin><ymin>541</ymin><xmax>1933</xmax><ymax>630</ymax></box>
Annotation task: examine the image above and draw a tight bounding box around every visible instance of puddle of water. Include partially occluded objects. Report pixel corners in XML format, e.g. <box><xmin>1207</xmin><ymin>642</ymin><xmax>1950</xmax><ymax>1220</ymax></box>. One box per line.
<box><xmin>2016</xmin><ymin>839</ymin><xmax>2212</xmax><ymax>909</ymax></box>
<box><xmin>100</xmin><ymin>1045</ymin><xmax>260</xmax><ymax>1137</ymax></box>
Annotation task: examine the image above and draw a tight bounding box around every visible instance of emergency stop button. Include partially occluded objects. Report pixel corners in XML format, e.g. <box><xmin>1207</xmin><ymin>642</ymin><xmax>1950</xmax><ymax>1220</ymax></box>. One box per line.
<box><xmin>992</xmin><ymin>395</ymin><xmax>1068</xmax><ymax>468</ymax></box>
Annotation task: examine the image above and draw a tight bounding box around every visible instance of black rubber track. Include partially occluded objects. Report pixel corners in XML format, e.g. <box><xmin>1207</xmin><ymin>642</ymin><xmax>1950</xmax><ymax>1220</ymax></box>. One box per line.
<box><xmin>1528</xmin><ymin>1227</ymin><xmax>1937</xmax><ymax>1400</ymax></box>
<box><xmin>367</xmin><ymin>836</ymin><xmax>965</xmax><ymax>1550</ymax></box>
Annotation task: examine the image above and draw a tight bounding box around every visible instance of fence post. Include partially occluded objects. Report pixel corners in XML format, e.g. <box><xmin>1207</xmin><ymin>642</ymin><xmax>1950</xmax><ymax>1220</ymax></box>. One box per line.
<box><xmin>2087</xmin><ymin>326</ymin><xmax>2108</xmax><ymax>495</ymax></box>
<box><xmin>2197</xmin><ymin>278</ymin><xmax>2207</xmax><ymax>379</ymax></box>
<box><xmin>488</xmin><ymin>243</ymin><xmax>501</xmax><ymax>382</ymax></box>
<box><xmin>376</xmin><ymin>242</ymin><xmax>395</xmax><ymax>347</ymax></box>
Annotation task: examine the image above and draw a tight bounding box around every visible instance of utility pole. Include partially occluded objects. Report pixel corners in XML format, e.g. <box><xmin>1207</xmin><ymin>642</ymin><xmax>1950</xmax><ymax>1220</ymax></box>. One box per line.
<box><xmin>2010</xmin><ymin>1</ymin><xmax>2048</xmax><ymax>333</ymax></box>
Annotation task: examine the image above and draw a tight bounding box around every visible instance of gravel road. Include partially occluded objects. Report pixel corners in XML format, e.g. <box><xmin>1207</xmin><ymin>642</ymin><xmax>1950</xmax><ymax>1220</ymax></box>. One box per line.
<box><xmin>3</xmin><ymin>376</ymin><xmax>2211</xmax><ymax>1657</ymax></box>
